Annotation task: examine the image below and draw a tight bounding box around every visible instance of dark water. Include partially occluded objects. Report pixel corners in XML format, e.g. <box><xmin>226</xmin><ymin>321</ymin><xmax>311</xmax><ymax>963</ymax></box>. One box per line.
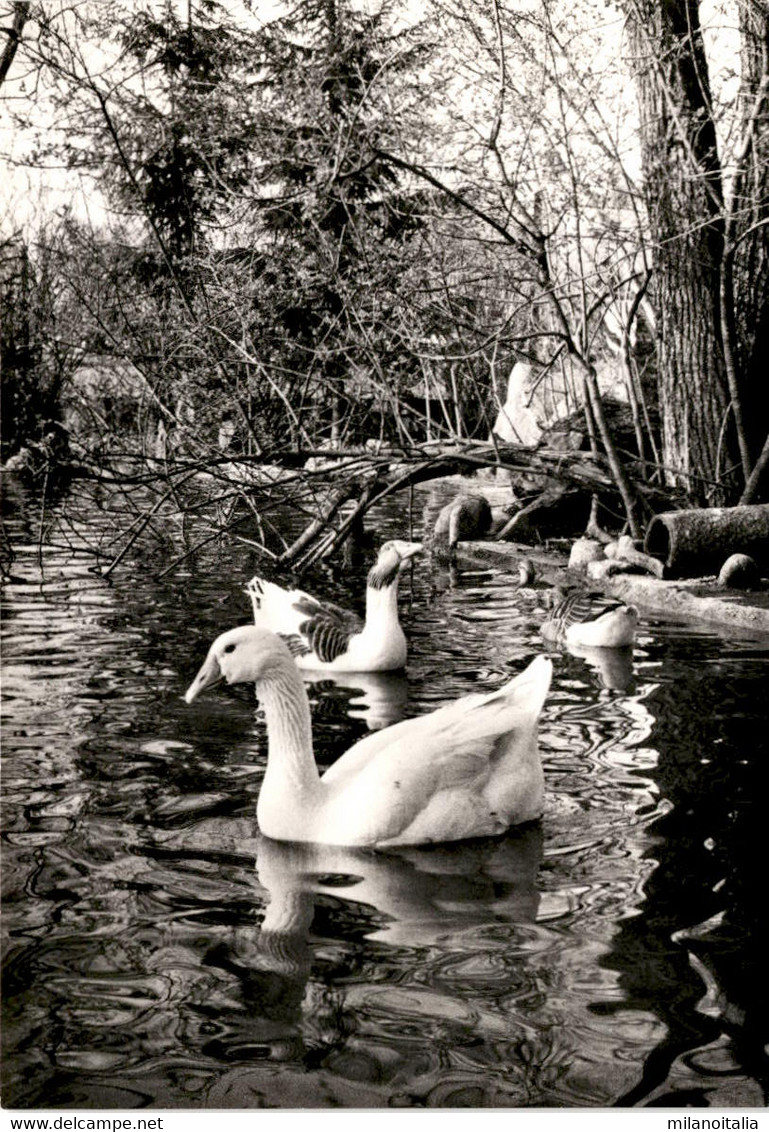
<box><xmin>2</xmin><ymin>479</ymin><xmax>768</xmax><ymax>1109</ymax></box>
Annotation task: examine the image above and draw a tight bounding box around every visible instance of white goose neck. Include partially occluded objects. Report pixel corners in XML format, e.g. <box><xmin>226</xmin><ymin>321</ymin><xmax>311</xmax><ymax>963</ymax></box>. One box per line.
<box><xmin>364</xmin><ymin>576</ymin><xmax>400</xmax><ymax>627</ymax></box>
<box><xmin>257</xmin><ymin>661</ymin><xmax>319</xmax><ymax>791</ymax></box>
<box><xmin>261</xmin><ymin>889</ymin><xmax>315</xmax><ymax>939</ymax></box>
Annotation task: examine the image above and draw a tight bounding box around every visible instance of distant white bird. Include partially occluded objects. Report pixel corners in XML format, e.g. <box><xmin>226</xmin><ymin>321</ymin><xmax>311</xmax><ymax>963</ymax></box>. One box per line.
<box><xmin>540</xmin><ymin>588</ymin><xmax>638</xmax><ymax>649</ymax></box>
<box><xmin>185</xmin><ymin>626</ymin><xmax>552</xmax><ymax>848</ymax></box>
<box><xmin>245</xmin><ymin>539</ymin><xmax>421</xmax><ymax>672</ymax></box>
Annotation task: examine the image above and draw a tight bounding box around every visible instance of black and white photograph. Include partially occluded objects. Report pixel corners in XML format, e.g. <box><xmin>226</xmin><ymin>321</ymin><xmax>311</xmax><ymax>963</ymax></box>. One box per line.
<box><xmin>1</xmin><ymin>0</ymin><xmax>768</xmax><ymax>1121</ymax></box>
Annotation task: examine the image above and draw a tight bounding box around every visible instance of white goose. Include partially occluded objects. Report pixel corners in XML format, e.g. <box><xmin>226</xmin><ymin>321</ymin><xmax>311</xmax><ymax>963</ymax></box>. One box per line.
<box><xmin>540</xmin><ymin>588</ymin><xmax>638</xmax><ymax>648</ymax></box>
<box><xmin>245</xmin><ymin>539</ymin><xmax>421</xmax><ymax>672</ymax></box>
<box><xmin>185</xmin><ymin>626</ymin><xmax>552</xmax><ymax>848</ymax></box>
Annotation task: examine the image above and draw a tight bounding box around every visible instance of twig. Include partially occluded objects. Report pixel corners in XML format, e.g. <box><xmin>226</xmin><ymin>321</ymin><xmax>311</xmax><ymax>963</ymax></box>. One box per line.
<box><xmin>36</xmin><ymin>468</ymin><xmax>50</xmax><ymax>573</ymax></box>
<box><xmin>279</xmin><ymin>483</ymin><xmax>362</xmax><ymax>565</ymax></box>
<box><xmin>101</xmin><ymin>486</ymin><xmax>179</xmax><ymax>579</ymax></box>
<box><xmin>294</xmin><ymin>473</ymin><xmax>381</xmax><ymax>572</ymax></box>
<box><xmin>232</xmin><ymin>535</ymin><xmax>279</xmax><ymax>560</ymax></box>
<box><xmin>740</xmin><ymin>428</ymin><xmax>769</xmax><ymax>504</ymax></box>
<box><xmin>101</xmin><ymin>469</ymin><xmax>200</xmax><ymax>578</ymax></box>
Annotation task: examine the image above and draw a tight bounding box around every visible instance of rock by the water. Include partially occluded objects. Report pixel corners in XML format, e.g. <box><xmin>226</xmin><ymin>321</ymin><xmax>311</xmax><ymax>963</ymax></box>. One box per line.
<box><xmin>569</xmin><ymin>538</ymin><xmax>605</xmax><ymax>570</ymax></box>
<box><xmin>586</xmin><ymin>559</ymin><xmax>635</xmax><ymax>580</ymax></box>
<box><xmin>718</xmin><ymin>553</ymin><xmax>760</xmax><ymax>589</ymax></box>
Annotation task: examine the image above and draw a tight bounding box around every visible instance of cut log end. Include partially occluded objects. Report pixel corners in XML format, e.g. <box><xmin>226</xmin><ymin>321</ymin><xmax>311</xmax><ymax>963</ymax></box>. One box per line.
<box><xmin>644</xmin><ymin>515</ymin><xmax>673</xmax><ymax>566</ymax></box>
<box><xmin>645</xmin><ymin>504</ymin><xmax>769</xmax><ymax>578</ymax></box>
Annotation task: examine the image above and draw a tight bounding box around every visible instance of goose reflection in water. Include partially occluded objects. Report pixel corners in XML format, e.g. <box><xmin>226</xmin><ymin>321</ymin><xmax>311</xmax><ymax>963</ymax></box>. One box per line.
<box><xmin>254</xmin><ymin>825</ymin><xmax>542</xmax><ymax>948</ymax></box>
<box><xmin>303</xmin><ymin>670</ymin><xmax>410</xmax><ymax>731</ymax></box>
<box><xmin>566</xmin><ymin>643</ymin><xmax>636</xmax><ymax>692</ymax></box>
<box><xmin>199</xmin><ymin>826</ymin><xmax>545</xmax><ymax>1104</ymax></box>
<box><xmin>204</xmin><ymin>826</ymin><xmax>543</xmax><ymax>1013</ymax></box>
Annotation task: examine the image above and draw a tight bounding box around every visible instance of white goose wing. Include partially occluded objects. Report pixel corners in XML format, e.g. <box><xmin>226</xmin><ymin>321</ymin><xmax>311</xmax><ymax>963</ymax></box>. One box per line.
<box><xmin>323</xmin><ymin>655</ymin><xmax>551</xmax><ymax>784</ymax></box>
<box><xmin>321</xmin><ymin>652</ymin><xmax>550</xmax><ymax>783</ymax></box>
<box><xmin>247</xmin><ymin>576</ymin><xmax>363</xmax><ymax>663</ymax></box>
<box><xmin>321</xmin><ymin>686</ymin><xmax>495</xmax><ymax>787</ymax></box>
<box><xmin>320</xmin><ymin>656</ymin><xmax>552</xmax><ymax>846</ymax></box>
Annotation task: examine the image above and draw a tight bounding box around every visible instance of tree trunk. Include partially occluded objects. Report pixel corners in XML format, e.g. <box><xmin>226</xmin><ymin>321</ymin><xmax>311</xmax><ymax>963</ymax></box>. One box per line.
<box><xmin>733</xmin><ymin>1</ymin><xmax>769</xmax><ymax>493</ymax></box>
<box><xmin>0</xmin><ymin>2</ymin><xmax>30</xmax><ymax>88</ymax></box>
<box><xmin>622</xmin><ymin>0</ymin><xmax>733</xmax><ymax>503</ymax></box>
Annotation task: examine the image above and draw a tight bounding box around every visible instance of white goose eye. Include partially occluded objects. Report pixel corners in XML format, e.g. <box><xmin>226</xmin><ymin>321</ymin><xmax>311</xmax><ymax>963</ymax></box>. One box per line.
<box><xmin>223</xmin><ymin>643</ymin><xmax>236</xmax><ymax>654</ymax></box>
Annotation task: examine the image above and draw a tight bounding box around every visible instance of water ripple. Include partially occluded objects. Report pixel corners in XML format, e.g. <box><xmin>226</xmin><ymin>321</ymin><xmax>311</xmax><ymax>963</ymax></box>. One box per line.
<box><xmin>2</xmin><ymin>483</ymin><xmax>768</xmax><ymax>1108</ymax></box>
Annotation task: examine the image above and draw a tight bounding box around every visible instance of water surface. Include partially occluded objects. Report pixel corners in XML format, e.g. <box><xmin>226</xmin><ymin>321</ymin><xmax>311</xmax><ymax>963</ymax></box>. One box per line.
<box><xmin>2</xmin><ymin>481</ymin><xmax>768</xmax><ymax>1109</ymax></box>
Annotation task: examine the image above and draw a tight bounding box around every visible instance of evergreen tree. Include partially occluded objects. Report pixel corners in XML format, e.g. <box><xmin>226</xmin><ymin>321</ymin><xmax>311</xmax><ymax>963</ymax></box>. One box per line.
<box><xmin>244</xmin><ymin>0</ymin><xmax>434</xmax><ymax>442</ymax></box>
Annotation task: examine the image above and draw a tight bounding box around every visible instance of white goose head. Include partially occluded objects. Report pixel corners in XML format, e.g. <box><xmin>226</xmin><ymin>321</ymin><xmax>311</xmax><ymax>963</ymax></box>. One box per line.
<box><xmin>185</xmin><ymin>625</ymin><xmax>293</xmax><ymax>703</ymax></box>
<box><xmin>367</xmin><ymin>539</ymin><xmax>422</xmax><ymax>589</ymax></box>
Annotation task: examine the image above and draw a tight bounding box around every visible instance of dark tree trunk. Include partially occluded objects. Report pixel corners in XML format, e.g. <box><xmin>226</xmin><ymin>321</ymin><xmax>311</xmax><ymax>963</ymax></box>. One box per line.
<box><xmin>623</xmin><ymin>0</ymin><xmax>733</xmax><ymax>503</ymax></box>
<box><xmin>733</xmin><ymin>1</ymin><xmax>769</xmax><ymax>492</ymax></box>
<box><xmin>0</xmin><ymin>2</ymin><xmax>29</xmax><ymax>88</ymax></box>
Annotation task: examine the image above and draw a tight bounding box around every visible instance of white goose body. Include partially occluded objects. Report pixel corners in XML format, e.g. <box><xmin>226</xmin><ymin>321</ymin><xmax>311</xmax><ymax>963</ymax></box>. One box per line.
<box><xmin>541</xmin><ymin>589</ymin><xmax>638</xmax><ymax>649</ymax></box>
<box><xmin>185</xmin><ymin>626</ymin><xmax>552</xmax><ymax>848</ymax></box>
<box><xmin>245</xmin><ymin>539</ymin><xmax>421</xmax><ymax>673</ymax></box>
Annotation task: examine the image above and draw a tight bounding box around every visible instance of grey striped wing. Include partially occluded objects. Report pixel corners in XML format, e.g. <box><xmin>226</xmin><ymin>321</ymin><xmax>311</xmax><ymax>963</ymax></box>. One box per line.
<box><xmin>291</xmin><ymin>595</ymin><xmax>363</xmax><ymax>663</ymax></box>
<box><xmin>553</xmin><ymin>590</ymin><xmax>625</xmax><ymax>628</ymax></box>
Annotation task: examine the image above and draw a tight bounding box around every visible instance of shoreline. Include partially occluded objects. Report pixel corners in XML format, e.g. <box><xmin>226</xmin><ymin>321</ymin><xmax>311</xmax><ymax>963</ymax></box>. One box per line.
<box><xmin>455</xmin><ymin>539</ymin><xmax>769</xmax><ymax>639</ymax></box>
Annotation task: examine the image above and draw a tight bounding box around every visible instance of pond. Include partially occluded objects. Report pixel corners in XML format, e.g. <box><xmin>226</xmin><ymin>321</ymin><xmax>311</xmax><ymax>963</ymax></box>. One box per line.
<box><xmin>1</xmin><ymin>479</ymin><xmax>768</xmax><ymax>1110</ymax></box>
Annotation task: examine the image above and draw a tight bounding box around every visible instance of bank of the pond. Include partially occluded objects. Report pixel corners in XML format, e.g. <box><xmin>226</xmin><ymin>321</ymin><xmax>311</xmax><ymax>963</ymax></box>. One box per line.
<box><xmin>457</xmin><ymin>539</ymin><xmax>769</xmax><ymax>637</ymax></box>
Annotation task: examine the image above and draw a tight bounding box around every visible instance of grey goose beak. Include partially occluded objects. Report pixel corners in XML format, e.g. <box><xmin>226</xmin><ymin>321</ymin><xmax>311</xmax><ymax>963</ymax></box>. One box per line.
<box><xmin>185</xmin><ymin>652</ymin><xmax>223</xmax><ymax>704</ymax></box>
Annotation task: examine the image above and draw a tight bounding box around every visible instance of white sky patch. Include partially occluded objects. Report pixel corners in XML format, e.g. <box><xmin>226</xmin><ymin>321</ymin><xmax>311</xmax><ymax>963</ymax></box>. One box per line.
<box><xmin>0</xmin><ymin>0</ymin><xmax>744</xmax><ymax>239</ymax></box>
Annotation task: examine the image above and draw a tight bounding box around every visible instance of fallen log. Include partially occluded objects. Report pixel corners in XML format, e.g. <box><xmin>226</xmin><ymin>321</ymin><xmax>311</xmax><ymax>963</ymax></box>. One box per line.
<box><xmin>645</xmin><ymin>503</ymin><xmax>769</xmax><ymax>578</ymax></box>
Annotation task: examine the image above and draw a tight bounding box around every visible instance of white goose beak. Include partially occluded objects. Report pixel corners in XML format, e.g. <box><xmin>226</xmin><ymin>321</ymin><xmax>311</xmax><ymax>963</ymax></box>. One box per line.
<box><xmin>185</xmin><ymin>651</ymin><xmax>223</xmax><ymax>703</ymax></box>
<box><xmin>394</xmin><ymin>540</ymin><xmax>422</xmax><ymax>562</ymax></box>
